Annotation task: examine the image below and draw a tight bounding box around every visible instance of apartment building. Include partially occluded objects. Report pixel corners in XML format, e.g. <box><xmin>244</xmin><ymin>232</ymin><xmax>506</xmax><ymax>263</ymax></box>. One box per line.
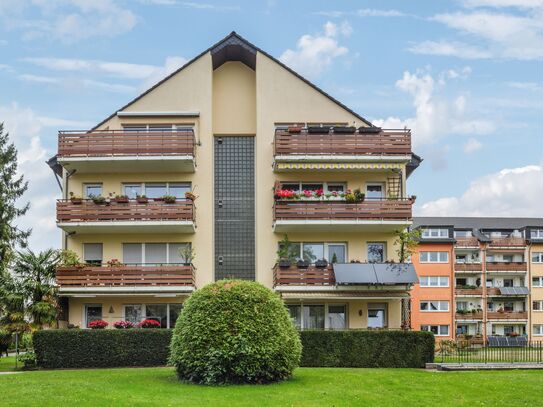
<box><xmin>48</xmin><ymin>32</ymin><xmax>420</xmax><ymax>330</ymax></box>
<box><xmin>412</xmin><ymin>217</ymin><xmax>543</xmax><ymax>341</ymax></box>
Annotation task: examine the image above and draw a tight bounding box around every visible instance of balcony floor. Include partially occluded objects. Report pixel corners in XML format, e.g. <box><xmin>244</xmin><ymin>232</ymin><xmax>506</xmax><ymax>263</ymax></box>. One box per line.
<box><xmin>57</xmin><ymin>220</ymin><xmax>195</xmax><ymax>234</ymax></box>
<box><xmin>273</xmin><ymin>219</ymin><xmax>411</xmax><ymax>233</ymax></box>
<box><xmin>57</xmin><ymin>155</ymin><xmax>195</xmax><ymax>173</ymax></box>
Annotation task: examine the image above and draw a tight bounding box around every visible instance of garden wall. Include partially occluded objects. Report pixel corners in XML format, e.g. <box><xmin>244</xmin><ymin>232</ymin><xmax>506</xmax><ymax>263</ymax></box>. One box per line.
<box><xmin>34</xmin><ymin>329</ymin><xmax>434</xmax><ymax>369</ymax></box>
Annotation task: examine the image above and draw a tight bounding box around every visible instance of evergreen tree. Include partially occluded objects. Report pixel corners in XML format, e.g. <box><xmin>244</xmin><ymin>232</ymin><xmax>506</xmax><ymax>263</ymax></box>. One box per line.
<box><xmin>0</xmin><ymin>122</ymin><xmax>30</xmax><ymax>274</ymax></box>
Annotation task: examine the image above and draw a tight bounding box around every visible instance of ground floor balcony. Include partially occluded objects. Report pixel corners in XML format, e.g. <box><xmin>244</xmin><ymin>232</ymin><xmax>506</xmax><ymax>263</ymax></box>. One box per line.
<box><xmin>56</xmin><ymin>265</ymin><xmax>195</xmax><ymax>295</ymax></box>
<box><xmin>487</xmin><ymin>311</ymin><xmax>528</xmax><ymax>320</ymax></box>
<box><xmin>56</xmin><ymin>199</ymin><xmax>195</xmax><ymax>234</ymax></box>
<box><xmin>273</xmin><ymin>199</ymin><xmax>413</xmax><ymax>232</ymax></box>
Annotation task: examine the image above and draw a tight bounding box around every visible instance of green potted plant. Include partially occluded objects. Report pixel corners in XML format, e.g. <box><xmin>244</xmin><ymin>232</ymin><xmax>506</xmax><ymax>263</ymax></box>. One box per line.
<box><xmin>277</xmin><ymin>235</ymin><xmax>297</xmax><ymax>268</ymax></box>
<box><xmin>185</xmin><ymin>191</ymin><xmax>197</xmax><ymax>201</ymax></box>
<box><xmin>162</xmin><ymin>195</ymin><xmax>177</xmax><ymax>204</ymax></box>
<box><xmin>315</xmin><ymin>259</ymin><xmax>328</xmax><ymax>268</ymax></box>
<box><xmin>69</xmin><ymin>191</ymin><xmax>83</xmax><ymax>204</ymax></box>
<box><xmin>91</xmin><ymin>195</ymin><xmax>106</xmax><ymax>205</ymax></box>
<box><xmin>136</xmin><ymin>195</ymin><xmax>148</xmax><ymax>204</ymax></box>
<box><xmin>114</xmin><ymin>194</ymin><xmax>129</xmax><ymax>204</ymax></box>
<box><xmin>179</xmin><ymin>245</ymin><xmax>195</xmax><ymax>266</ymax></box>
<box><xmin>58</xmin><ymin>249</ymin><xmax>83</xmax><ymax>268</ymax></box>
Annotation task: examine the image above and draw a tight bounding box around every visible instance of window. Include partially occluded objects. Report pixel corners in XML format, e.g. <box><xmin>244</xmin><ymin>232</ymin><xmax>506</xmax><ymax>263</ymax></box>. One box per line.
<box><xmin>367</xmin><ymin>243</ymin><xmax>385</xmax><ymax>263</ymax></box>
<box><xmin>419</xmin><ymin>251</ymin><xmax>449</xmax><ymax>263</ymax></box>
<box><xmin>278</xmin><ymin>182</ymin><xmax>346</xmax><ymax>194</ymax></box>
<box><xmin>286</xmin><ymin>304</ymin><xmax>346</xmax><ymax>330</ymax></box>
<box><xmin>456</xmin><ymin>324</ymin><xmax>469</xmax><ymax>335</ymax></box>
<box><xmin>122</xmin><ymin>124</ymin><xmax>193</xmax><ymax>132</ymax></box>
<box><xmin>422</xmin><ymin>228</ymin><xmax>449</xmax><ymax>238</ymax></box>
<box><xmin>456</xmin><ymin>301</ymin><xmax>468</xmax><ymax>311</ymax></box>
<box><xmin>454</xmin><ymin>230</ymin><xmax>472</xmax><ymax>238</ymax></box>
<box><xmin>504</xmin><ymin>326</ymin><xmax>514</xmax><ymax>336</ymax></box>
<box><xmin>84</xmin><ymin>183</ymin><xmax>102</xmax><ymax>198</ymax></box>
<box><xmin>123</xmin><ymin>182</ymin><xmax>192</xmax><ymax>199</ymax></box>
<box><xmin>533</xmin><ymin>301</ymin><xmax>543</xmax><ymax>311</ymax></box>
<box><xmin>122</xmin><ymin>243</ymin><xmax>190</xmax><ymax>265</ymax></box>
<box><xmin>421</xmin><ymin>325</ymin><xmax>449</xmax><ymax>336</ymax></box>
<box><xmin>366</xmin><ymin>183</ymin><xmax>384</xmax><ymax>199</ymax></box>
<box><xmin>504</xmin><ymin>302</ymin><xmax>514</xmax><ymax>312</ymax></box>
<box><xmin>486</xmin><ymin>278</ymin><xmax>494</xmax><ymax>287</ymax></box>
<box><xmin>533</xmin><ymin>277</ymin><xmax>543</xmax><ymax>287</ymax></box>
<box><xmin>420</xmin><ymin>276</ymin><xmax>449</xmax><ymax>287</ymax></box>
<box><xmin>328</xmin><ymin>244</ymin><xmax>346</xmax><ymax>264</ymax></box>
<box><xmin>303</xmin><ymin>243</ymin><xmax>324</xmax><ymax>263</ymax></box>
<box><xmin>83</xmin><ymin>243</ymin><xmax>103</xmax><ymax>265</ymax></box>
<box><xmin>502</xmin><ymin>255</ymin><xmax>514</xmax><ymax>263</ymax></box>
<box><xmin>531</xmin><ymin>229</ymin><xmax>543</xmax><ymax>239</ymax></box>
<box><xmin>85</xmin><ymin>305</ymin><xmax>102</xmax><ymax>328</ymax></box>
<box><xmin>504</xmin><ymin>279</ymin><xmax>514</xmax><ymax>288</ymax></box>
<box><xmin>283</xmin><ymin>242</ymin><xmax>347</xmax><ymax>263</ymax></box>
<box><xmin>532</xmin><ymin>253</ymin><xmax>543</xmax><ymax>263</ymax></box>
<box><xmin>123</xmin><ymin>304</ymin><xmax>182</xmax><ymax>328</ymax></box>
<box><xmin>420</xmin><ymin>301</ymin><xmax>449</xmax><ymax>312</ymax></box>
<box><xmin>534</xmin><ymin>325</ymin><xmax>543</xmax><ymax>336</ymax></box>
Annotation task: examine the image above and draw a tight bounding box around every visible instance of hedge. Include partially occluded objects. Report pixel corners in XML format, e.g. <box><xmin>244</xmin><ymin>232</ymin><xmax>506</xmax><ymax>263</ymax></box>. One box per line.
<box><xmin>34</xmin><ymin>329</ymin><xmax>434</xmax><ymax>369</ymax></box>
<box><xmin>34</xmin><ymin>329</ymin><xmax>172</xmax><ymax>369</ymax></box>
<box><xmin>300</xmin><ymin>330</ymin><xmax>435</xmax><ymax>368</ymax></box>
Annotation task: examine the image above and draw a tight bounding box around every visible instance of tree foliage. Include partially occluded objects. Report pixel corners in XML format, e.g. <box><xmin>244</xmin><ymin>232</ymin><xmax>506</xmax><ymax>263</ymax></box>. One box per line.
<box><xmin>394</xmin><ymin>228</ymin><xmax>422</xmax><ymax>263</ymax></box>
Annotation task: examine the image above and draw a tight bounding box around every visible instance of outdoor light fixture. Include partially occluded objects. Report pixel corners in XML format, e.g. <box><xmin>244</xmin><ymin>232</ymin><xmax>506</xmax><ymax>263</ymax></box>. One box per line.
<box><xmin>109</xmin><ymin>306</ymin><xmax>114</xmax><ymax>314</ymax></box>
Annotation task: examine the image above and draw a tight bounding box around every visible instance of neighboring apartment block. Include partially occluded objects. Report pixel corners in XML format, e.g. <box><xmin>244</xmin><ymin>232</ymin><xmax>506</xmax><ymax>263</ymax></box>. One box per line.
<box><xmin>48</xmin><ymin>33</ymin><xmax>420</xmax><ymax>330</ymax></box>
<box><xmin>412</xmin><ymin>217</ymin><xmax>543</xmax><ymax>341</ymax></box>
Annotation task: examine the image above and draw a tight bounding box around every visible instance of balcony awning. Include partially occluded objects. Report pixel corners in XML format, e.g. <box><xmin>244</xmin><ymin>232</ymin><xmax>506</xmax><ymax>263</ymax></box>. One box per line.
<box><xmin>498</xmin><ymin>287</ymin><xmax>529</xmax><ymax>295</ymax></box>
<box><xmin>333</xmin><ymin>263</ymin><xmax>418</xmax><ymax>285</ymax></box>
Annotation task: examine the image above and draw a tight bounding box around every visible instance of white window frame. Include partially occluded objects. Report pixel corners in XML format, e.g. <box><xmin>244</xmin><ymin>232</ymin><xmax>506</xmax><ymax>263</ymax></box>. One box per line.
<box><xmin>122</xmin><ymin>242</ymin><xmax>190</xmax><ymax>265</ymax></box>
<box><xmin>84</xmin><ymin>304</ymin><xmax>103</xmax><ymax>328</ymax></box>
<box><xmin>532</xmin><ymin>277</ymin><xmax>543</xmax><ymax>287</ymax></box>
<box><xmin>531</xmin><ymin>229</ymin><xmax>543</xmax><ymax>239</ymax></box>
<box><xmin>122</xmin><ymin>182</ymin><xmax>191</xmax><ymax>198</ymax></box>
<box><xmin>420</xmin><ymin>300</ymin><xmax>449</xmax><ymax>312</ymax></box>
<box><xmin>365</xmin><ymin>182</ymin><xmax>386</xmax><ymax>200</ymax></box>
<box><xmin>421</xmin><ymin>325</ymin><xmax>449</xmax><ymax>336</ymax></box>
<box><xmin>533</xmin><ymin>301</ymin><xmax>543</xmax><ymax>311</ymax></box>
<box><xmin>454</xmin><ymin>230</ymin><xmax>473</xmax><ymax>238</ymax></box>
<box><xmin>122</xmin><ymin>303</ymin><xmax>183</xmax><ymax>329</ymax></box>
<box><xmin>122</xmin><ymin>124</ymin><xmax>193</xmax><ymax>132</ymax></box>
<box><xmin>367</xmin><ymin>242</ymin><xmax>386</xmax><ymax>263</ymax></box>
<box><xmin>420</xmin><ymin>276</ymin><xmax>449</xmax><ymax>287</ymax></box>
<box><xmin>289</xmin><ymin>242</ymin><xmax>348</xmax><ymax>263</ymax></box>
<box><xmin>83</xmin><ymin>183</ymin><xmax>103</xmax><ymax>198</ymax></box>
<box><xmin>83</xmin><ymin>243</ymin><xmax>103</xmax><ymax>265</ymax></box>
<box><xmin>532</xmin><ymin>252</ymin><xmax>543</xmax><ymax>263</ymax></box>
<box><xmin>422</xmin><ymin>228</ymin><xmax>449</xmax><ymax>239</ymax></box>
<box><xmin>286</xmin><ymin>303</ymin><xmax>348</xmax><ymax>330</ymax></box>
<box><xmin>419</xmin><ymin>251</ymin><xmax>449</xmax><ymax>263</ymax></box>
<box><xmin>534</xmin><ymin>324</ymin><xmax>543</xmax><ymax>336</ymax></box>
<box><xmin>279</xmin><ymin>182</ymin><xmax>347</xmax><ymax>194</ymax></box>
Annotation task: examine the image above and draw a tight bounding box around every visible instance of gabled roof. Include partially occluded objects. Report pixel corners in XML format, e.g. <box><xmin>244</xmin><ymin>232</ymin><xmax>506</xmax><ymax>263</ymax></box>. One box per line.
<box><xmin>92</xmin><ymin>31</ymin><xmax>375</xmax><ymax>130</ymax></box>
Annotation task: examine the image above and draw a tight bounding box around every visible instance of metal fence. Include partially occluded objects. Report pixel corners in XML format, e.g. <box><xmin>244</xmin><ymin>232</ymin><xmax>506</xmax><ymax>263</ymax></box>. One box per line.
<box><xmin>437</xmin><ymin>338</ymin><xmax>543</xmax><ymax>364</ymax></box>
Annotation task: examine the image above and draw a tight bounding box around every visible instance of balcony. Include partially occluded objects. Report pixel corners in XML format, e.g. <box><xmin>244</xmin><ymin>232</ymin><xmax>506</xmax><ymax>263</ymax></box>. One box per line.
<box><xmin>273</xmin><ymin>128</ymin><xmax>412</xmax><ymax>171</ymax></box>
<box><xmin>486</xmin><ymin>262</ymin><xmax>527</xmax><ymax>272</ymax></box>
<box><xmin>487</xmin><ymin>311</ymin><xmax>528</xmax><ymax>320</ymax></box>
<box><xmin>57</xmin><ymin>129</ymin><xmax>196</xmax><ymax>173</ymax></box>
<box><xmin>488</xmin><ymin>237</ymin><xmax>526</xmax><ymax>248</ymax></box>
<box><xmin>455</xmin><ymin>311</ymin><xmax>483</xmax><ymax>320</ymax></box>
<box><xmin>273</xmin><ymin>265</ymin><xmax>335</xmax><ymax>286</ymax></box>
<box><xmin>454</xmin><ymin>263</ymin><xmax>483</xmax><ymax>272</ymax></box>
<box><xmin>455</xmin><ymin>287</ymin><xmax>483</xmax><ymax>296</ymax></box>
<box><xmin>455</xmin><ymin>237</ymin><xmax>480</xmax><ymax>248</ymax></box>
<box><xmin>56</xmin><ymin>265</ymin><xmax>195</xmax><ymax>294</ymax></box>
<box><xmin>57</xmin><ymin>199</ymin><xmax>195</xmax><ymax>234</ymax></box>
<box><xmin>273</xmin><ymin>199</ymin><xmax>413</xmax><ymax>232</ymax></box>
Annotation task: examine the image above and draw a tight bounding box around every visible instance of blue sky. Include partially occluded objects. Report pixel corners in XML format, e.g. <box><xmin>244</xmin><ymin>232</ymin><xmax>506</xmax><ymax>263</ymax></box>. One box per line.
<box><xmin>1</xmin><ymin>0</ymin><xmax>542</xmax><ymax>251</ymax></box>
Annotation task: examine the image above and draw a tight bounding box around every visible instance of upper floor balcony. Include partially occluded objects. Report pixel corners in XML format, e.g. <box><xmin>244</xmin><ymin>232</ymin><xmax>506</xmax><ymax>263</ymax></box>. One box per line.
<box><xmin>454</xmin><ymin>262</ymin><xmax>483</xmax><ymax>273</ymax></box>
<box><xmin>487</xmin><ymin>311</ymin><xmax>528</xmax><ymax>320</ymax></box>
<box><xmin>273</xmin><ymin>127</ymin><xmax>412</xmax><ymax>171</ymax></box>
<box><xmin>56</xmin><ymin>198</ymin><xmax>195</xmax><ymax>234</ymax></box>
<box><xmin>56</xmin><ymin>264</ymin><xmax>195</xmax><ymax>295</ymax></box>
<box><xmin>454</xmin><ymin>237</ymin><xmax>480</xmax><ymax>248</ymax></box>
<box><xmin>488</xmin><ymin>237</ymin><xmax>526</xmax><ymax>248</ymax></box>
<box><xmin>57</xmin><ymin>129</ymin><xmax>196</xmax><ymax>173</ymax></box>
<box><xmin>486</xmin><ymin>262</ymin><xmax>527</xmax><ymax>273</ymax></box>
<box><xmin>273</xmin><ymin>198</ymin><xmax>413</xmax><ymax>233</ymax></box>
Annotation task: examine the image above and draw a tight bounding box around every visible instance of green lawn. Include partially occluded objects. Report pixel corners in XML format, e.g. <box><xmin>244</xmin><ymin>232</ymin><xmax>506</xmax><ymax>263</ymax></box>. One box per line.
<box><xmin>0</xmin><ymin>356</ymin><xmax>18</xmax><ymax>372</ymax></box>
<box><xmin>1</xmin><ymin>366</ymin><xmax>543</xmax><ymax>406</ymax></box>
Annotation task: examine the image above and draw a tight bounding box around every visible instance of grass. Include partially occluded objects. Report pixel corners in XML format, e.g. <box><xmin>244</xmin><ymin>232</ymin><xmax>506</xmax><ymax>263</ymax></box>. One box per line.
<box><xmin>1</xmin><ymin>366</ymin><xmax>543</xmax><ymax>406</ymax></box>
<box><xmin>0</xmin><ymin>356</ymin><xmax>18</xmax><ymax>372</ymax></box>
<box><xmin>438</xmin><ymin>347</ymin><xmax>543</xmax><ymax>364</ymax></box>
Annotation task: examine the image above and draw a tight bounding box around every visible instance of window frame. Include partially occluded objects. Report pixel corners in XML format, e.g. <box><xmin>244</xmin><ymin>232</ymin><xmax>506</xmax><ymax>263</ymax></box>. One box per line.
<box><xmin>278</xmin><ymin>182</ymin><xmax>347</xmax><ymax>194</ymax></box>
<box><xmin>83</xmin><ymin>183</ymin><xmax>103</xmax><ymax>198</ymax></box>
<box><xmin>421</xmin><ymin>325</ymin><xmax>449</xmax><ymax>336</ymax></box>
<box><xmin>286</xmin><ymin>242</ymin><xmax>348</xmax><ymax>264</ymax></box>
<box><xmin>419</xmin><ymin>251</ymin><xmax>449</xmax><ymax>263</ymax></box>
<box><xmin>419</xmin><ymin>276</ymin><xmax>449</xmax><ymax>287</ymax></box>
<box><xmin>420</xmin><ymin>300</ymin><xmax>449</xmax><ymax>312</ymax></box>
<box><xmin>532</xmin><ymin>252</ymin><xmax>543</xmax><ymax>263</ymax></box>
<box><xmin>122</xmin><ymin>303</ymin><xmax>183</xmax><ymax>329</ymax></box>
<box><xmin>122</xmin><ymin>124</ymin><xmax>194</xmax><ymax>132</ymax></box>
<box><xmin>534</xmin><ymin>324</ymin><xmax>543</xmax><ymax>336</ymax></box>
<box><xmin>365</xmin><ymin>182</ymin><xmax>386</xmax><ymax>200</ymax></box>
<box><xmin>532</xmin><ymin>277</ymin><xmax>543</xmax><ymax>287</ymax></box>
<box><xmin>122</xmin><ymin>242</ymin><xmax>191</xmax><ymax>266</ymax></box>
<box><xmin>84</xmin><ymin>304</ymin><xmax>103</xmax><ymax>328</ymax></box>
<box><xmin>367</xmin><ymin>242</ymin><xmax>386</xmax><ymax>263</ymax></box>
<box><xmin>533</xmin><ymin>301</ymin><xmax>543</xmax><ymax>311</ymax></box>
<box><xmin>122</xmin><ymin>182</ymin><xmax>191</xmax><ymax>199</ymax></box>
<box><xmin>422</xmin><ymin>228</ymin><xmax>449</xmax><ymax>239</ymax></box>
<box><xmin>286</xmin><ymin>303</ymin><xmax>348</xmax><ymax>330</ymax></box>
<box><xmin>83</xmin><ymin>243</ymin><xmax>103</xmax><ymax>266</ymax></box>
<box><xmin>531</xmin><ymin>229</ymin><xmax>543</xmax><ymax>239</ymax></box>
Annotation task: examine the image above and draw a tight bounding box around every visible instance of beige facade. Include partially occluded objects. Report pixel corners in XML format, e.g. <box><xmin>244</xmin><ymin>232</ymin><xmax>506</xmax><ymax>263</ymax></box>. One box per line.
<box><xmin>54</xmin><ymin>33</ymin><xmax>416</xmax><ymax>330</ymax></box>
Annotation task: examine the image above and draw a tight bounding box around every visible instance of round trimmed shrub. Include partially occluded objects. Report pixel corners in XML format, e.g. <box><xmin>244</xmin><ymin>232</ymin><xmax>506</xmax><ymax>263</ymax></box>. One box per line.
<box><xmin>169</xmin><ymin>280</ymin><xmax>302</xmax><ymax>385</ymax></box>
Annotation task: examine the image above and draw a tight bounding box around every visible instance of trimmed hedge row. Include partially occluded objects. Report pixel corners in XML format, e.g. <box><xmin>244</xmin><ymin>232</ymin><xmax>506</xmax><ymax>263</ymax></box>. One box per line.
<box><xmin>300</xmin><ymin>330</ymin><xmax>435</xmax><ymax>368</ymax></box>
<box><xmin>34</xmin><ymin>329</ymin><xmax>434</xmax><ymax>369</ymax></box>
<box><xmin>34</xmin><ymin>329</ymin><xmax>172</xmax><ymax>369</ymax></box>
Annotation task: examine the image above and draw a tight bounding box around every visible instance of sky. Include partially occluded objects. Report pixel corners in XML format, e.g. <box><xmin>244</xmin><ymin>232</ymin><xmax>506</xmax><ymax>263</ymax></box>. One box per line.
<box><xmin>0</xmin><ymin>0</ymin><xmax>543</xmax><ymax>251</ymax></box>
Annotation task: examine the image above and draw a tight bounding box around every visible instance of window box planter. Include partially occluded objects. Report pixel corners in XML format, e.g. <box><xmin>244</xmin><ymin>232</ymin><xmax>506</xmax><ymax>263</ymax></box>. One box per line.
<box><xmin>114</xmin><ymin>196</ymin><xmax>129</xmax><ymax>204</ymax></box>
<box><xmin>278</xmin><ymin>259</ymin><xmax>292</xmax><ymax>268</ymax></box>
<box><xmin>92</xmin><ymin>196</ymin><xmax>106</xmax><ymax>205</ymax></box>
<box><xmin>162</xmin><ymin>195</ymin><xmax>177</xmax><ymax>204</ymax></box>
<box><xmin>358</xmin><ymin>126</ymin><xmax>381</xmax><ymax>134</ymax></box>
<box><xmin>332</xmin><ymin>126</ymin><xmax>356</xmax><ymax>134</ymax></box>
<box><xmin>70</xmin><ymin>197</ymin><xmax>83</xmax><ymax>205</ymax></box>
<box><xmin>287</xmin><ymin>125</ymin><xmax>303</xmax><ymax>134</ymax></box>
<box><xmin>136</xmin><ymin>196</ymin><xmax>149</xmax><ymax>204</ymax></box>
<box><xmin>297</xmin><ymin>260</ymin><xmax>310</xmax><ymax>269</ymax></box>
<box><xmin>315</xmin><ymin>259</ymin><xmax>328</xmax><ymax>268</ymax></box>
<box><xmin>307</xmin><ymin>126</ymin><xmax>331</xmax><ymax>134</ymax></box>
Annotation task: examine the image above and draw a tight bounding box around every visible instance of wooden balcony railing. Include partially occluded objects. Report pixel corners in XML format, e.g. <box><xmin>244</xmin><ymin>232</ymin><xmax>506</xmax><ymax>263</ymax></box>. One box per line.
<box><xmin>274</xmin><ymin>129</ymin><xmax>411</xmax><ymax>156</ymax></box>
<box><xmin>486</xmin><ymin>262</ymin><xmax>527</xmax><ymax>272</ymax></box>
<box><xmin>454</xmin><ymin>263</ymin><xmax>483</xmax><ymax>272</ymax></box>
<box><xmin>455</xmin><ymin>311</ymin><xmax>483</xmax><ymax>320</ymax></box>
<box><xmin>56</xmin><ymin>265</ymin><xmax>195</xmax><ymax>287</ymax></box>
<box><xmin>57</xmin><ymin>199</ymin><xmax>194</xmax><ymax>223</ymax></box>
<box><xmin>487</xmin><ymin>311</ymin><xmax>527</xmax><ymax>320</ymax></box>
<box><xmin>454</xmin><ymin>237</ymin><xmax>480</xmax><ymax>247</ymax></box>
<box><xmin>486</xmin><ymin>288</ymin><xmax>502</xmax><ymax>296</ymax></box>
<box><xmin>455</xmin><ymin>288</ymin><xmax>483</xmax><ymax>296</ymax></box>
<box><xmin>273</xmin><ymin>199</ymin><xmax>413</xmax><ymax>222</ymax></box>
<box><xmin>58</xmin><ymin>129</ymin><xmax>196</xmax><ymax>157</ymax></box>
<box><xmin>489</xmin><ymin>237</ymin><xmax>526</xmax><ymax>247</ymax></box>
<box><xmin>273</xmin><ymin>265</ymin><xmax>335</xmax><ymax>286</ymax></box>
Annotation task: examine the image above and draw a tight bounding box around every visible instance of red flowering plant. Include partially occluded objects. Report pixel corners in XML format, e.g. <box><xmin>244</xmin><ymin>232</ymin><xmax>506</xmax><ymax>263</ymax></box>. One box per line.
<box><xmin>88</xmin><ymin>320</ymin><xmax>108</xmax><ymax>329</ymax></box>
<box><xmin>138</xmin><ymin>319</ymin><xmax>161</xmax><ymax>328</ymax></box>
<box><xmin>113</xmin><ymin>321</ymin><xmax>135</xmax><ymax>329</ymax></box>
<box><xmin>274</xmin><ymin>188</ymin><xmax>299</xmax><ymax>200</ymax></box>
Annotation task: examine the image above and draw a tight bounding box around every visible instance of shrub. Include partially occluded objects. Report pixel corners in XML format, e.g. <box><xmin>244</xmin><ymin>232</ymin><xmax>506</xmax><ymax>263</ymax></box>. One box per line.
<box><xmin>18</xmin><ymin>351</ymin><xmax>37</xmax><ymax>370</ymax></box>
<box><xmin>170</xmin><ymin>280</ymin><xmax>302</xmax><ymax>385</ymax></box>
<box><xmin>139</xmin><ymin>319</ymin><xmax>161</xmax><ymax>328</ymax></box>
<box><xmin>300</xmin><ymin>330</ymin><xmax>434</xmax><ymax>368</ymax></box>
<box><xmin>88</xmin><ymin>320</ymin><xmax>108</xmax><ymax>329</ymax></box>
<box><xmin>34</xmin><ymin>329</ymin><xmax>172</xmax><ymax>368</ymax></box>
<box><xmin>113</xmin><ymin>321</ymin><xmax>134</xmax><ymax>329</ymax></box>
<box><xmin>0</xmin><ymin>329</ymin><xmax>11</xmax><ymax>357</ymax></box>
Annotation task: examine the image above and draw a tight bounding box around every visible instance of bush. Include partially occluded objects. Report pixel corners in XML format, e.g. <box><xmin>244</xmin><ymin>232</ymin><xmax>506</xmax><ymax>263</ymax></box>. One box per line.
<box><xmin>0</xmin><ymin>329</ymin><xmax>11</xmax><ymax>357</ymax></box>
<box><xmin>139</xmin><ymin>319</ymin><xmax>161</xmax><ymax>328</ymax></box>
<box><xmin>88</xmin><ymin>320</ymin><xmax>108</xmax><ymax>329</ymax></box>
<box><xmin>113</xmin><ymin>321</ymin><xmax>134</xmax><ymax>329</ymax></box>
<box><xmin>18</xmin><ymin>351</ymin><xmax>37</xmax><ymax>370</ymax></box>
<box><xmin>34</xmin><ymin>329</ymin><xmax>172</xmax><ymax>368</ymax></box>
<box><xmin>300</xmin><ymin>330</ymin><xmax>434</xmax><ymax>368</ymax></box>
<box><xmin>169</xmin><ymin>280</ymin><xmax>302</xmax><ymax>385</ymax></box>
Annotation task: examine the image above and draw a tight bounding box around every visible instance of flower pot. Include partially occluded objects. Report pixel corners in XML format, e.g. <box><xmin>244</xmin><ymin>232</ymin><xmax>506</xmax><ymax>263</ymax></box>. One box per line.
<box><xmin>278</xmin><ymin>259</ymin><xmax>291</xmax><ymax>268</ymax></box>
<box><xmin>70</xmin><ymin>198</ymin><xmax>82</xmax><ymax>205</ymax></box>
<box><xmin>332</xmin><ymin>126</ymin><xmax>356</xmax><ymax>134</ymax></box>
<box><xmin>297</xmin><ymin>260</ymin><xmax>310</xmax><ymax>269</ymax></box>
<box><xmin>307</xmin><ymin>126</ymin><xmax>331</xmax><ymax>134</ymax></box>
<box><xmin>358</xmin><ymin>126</ymin><xmax>381</xmax><ymax>134</ymax></box>
<box><xmin>114</xmin><ymin>197</ymin><xmax>129</xmax><ymax>204</ymax></box>
<box><xmin>136</xmin><ymin>197</ymin><xmax>149</xmax><ymax>204</ymax></box>
<box><xmin>287</xmin><ymin>126</ymin><xmax>303</xmax><ymax>134</ymax></box>
<box><xmin>315</xmin><ymin>259</ymin><xmax>328</xmax><ymax>268</ymax></box>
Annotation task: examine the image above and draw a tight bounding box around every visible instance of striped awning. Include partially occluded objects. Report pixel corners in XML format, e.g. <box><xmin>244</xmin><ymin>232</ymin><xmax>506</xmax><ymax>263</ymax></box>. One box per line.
<box><xmin>275</xmin><ymin>162</ymin><xmax>404</xmax><ymax>171</ymax></box>
<box><xmin>280</xmin><ymin>291</ymin><xmax>409</xmax><ymax>300</ymax></box>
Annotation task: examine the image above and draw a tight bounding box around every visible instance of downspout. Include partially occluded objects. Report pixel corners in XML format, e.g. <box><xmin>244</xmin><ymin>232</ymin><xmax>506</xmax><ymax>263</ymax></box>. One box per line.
<box><xmin>482</xmin><ymin>242</ymin><xmax>488</xmax><ymax>343</ymax></box>
<box><xmin>63</xmin><ymin>169</ymin><xmax>77</xmax><ymax>250</ymax></box>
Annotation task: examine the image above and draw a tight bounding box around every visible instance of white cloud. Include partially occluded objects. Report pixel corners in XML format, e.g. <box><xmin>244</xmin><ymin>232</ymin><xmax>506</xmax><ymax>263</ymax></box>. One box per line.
<box><xmin>279</xmin><ymin>21</ymin><xmax>350</xmax><ymax>79</ymax></box>
<box><xmin>314</xmin><ymin>9</ymin><xmax>407</xmax><ymax>18</ymax></box>
<box><xmin>0</xmin><ymin>0</ymin><xmax>138</xmax><ymax>43</ymax></box>
<box><xmin>0</xmin><ymin>102</ymin><xmax>92</xmax><ymax>251</ymax></box>
<box><xmin>372</xmin><ymin>68</ymin><xmax>495</xmax><ymax>148</ymax></box>
<box><xmin>461</xmin><ymin>0</ymin><xmax>543</xmax><ymax>8</ymax></box>
<box><xmin>464</xmin><ymin>138</ymin><xmax>483</xmax><ymax>153</ymax></box>
<box><xmin>418</xmin><ymin>164</ymin><xmax>543</xmax><ymax>216</ymax></box>
<box><xmin>507</xmin><ymin>81</ymin><xmax>543</xmax><ymax>91</ymax></box>
<box><xmin>18</xmin><ymin>73</ymin><xmax>136</xmax><ymax>93</ymax></box>
<box><xmin>408</xmin><ymin>40</ymin><xmax>492</xmax><ymax>59</ymax></box>
<box><xmin>139</xmin><ymin>0</ymin><xmax>240</xmax><ymax>10</ymax></box>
